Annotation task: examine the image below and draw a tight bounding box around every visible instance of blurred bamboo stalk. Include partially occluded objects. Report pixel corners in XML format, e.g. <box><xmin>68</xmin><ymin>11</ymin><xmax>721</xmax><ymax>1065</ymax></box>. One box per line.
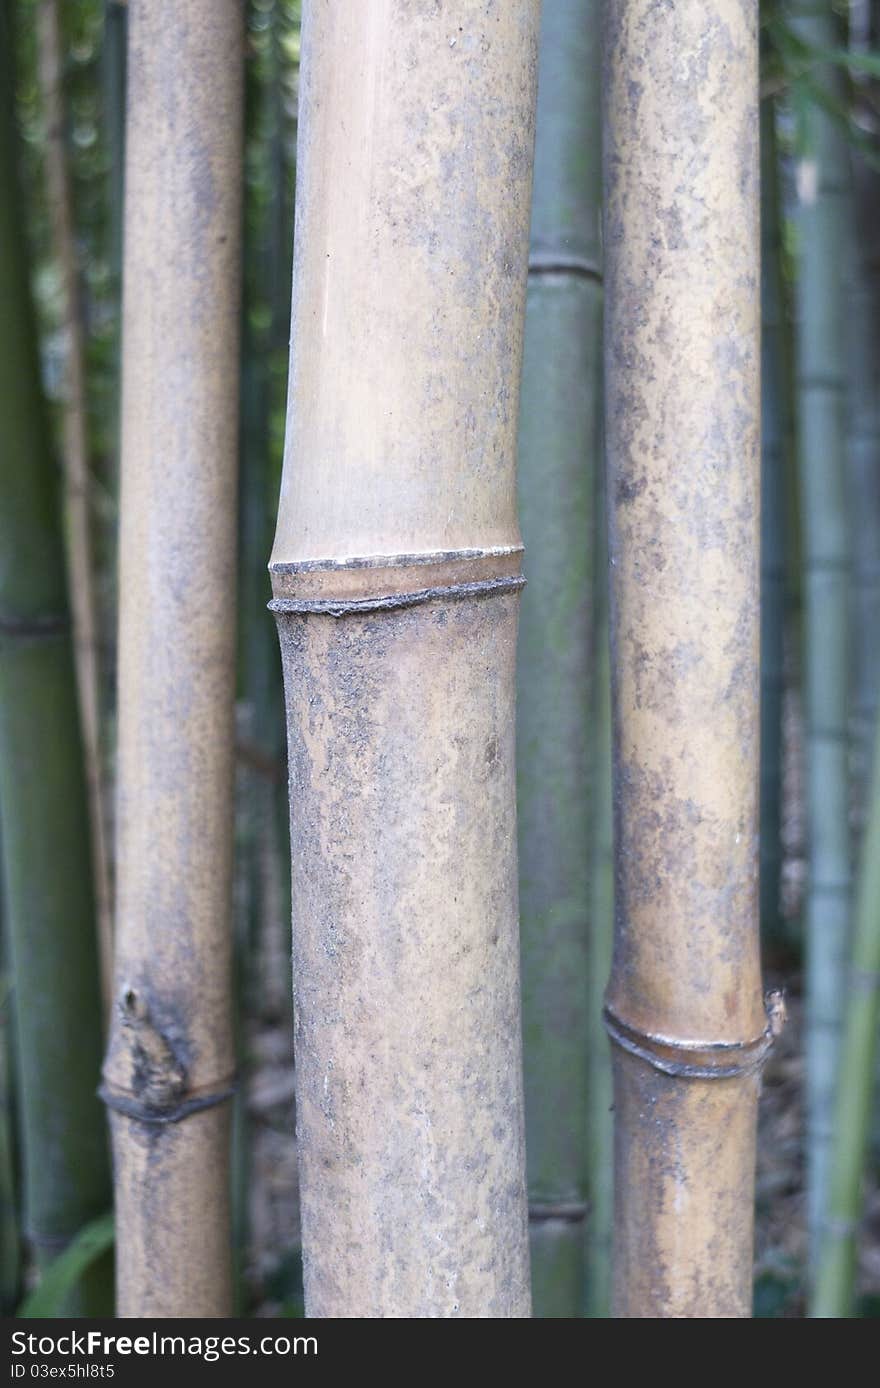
<box><xmin>517</xmin><ymin>0</ymin><xmax>602</xmax><ymax>1318</ymax></box>
<box><xmin>812</xmin><ymin>701</ymin><xmax>880</xmax><ymax>1316</ymax></box>
<box><xmin>759</xmin><ymin>92</ymin><xmax>789</xmax><ymax>953</ymax></box>
<box><xmin>846</xmin><ymin>150</ymin><xmax>880</xmax><ymax>844</ymax></box>
<box><xmin>102</xmin><ymin>0</ymin><xmax>127</xmax><ymax>293</ymax></box>
<box><xmin>0</xmin><ymin>969</ymin><xmax>20</xmax><ymax>1315</ymax></box>
<box><xmin>101</xmin><ymin>0</ymin><xmax>128</xmax><ymax>499</ymax></box>
<box><xmin>271</xmin><ymin>0</ymin><xmax>539</xmax><ymax>1316</ymax></box>
<box><xmin>101</xmin><ymin>0</ymin><xmax>243</xmax><ymax>1317</ymax></box>
<box><xmin>0</xmin><ymin>17</ymin><xmax>112</xmax><ymax>1314</ymax></box>
<box><xmin>604</xmin><ymin>0</ymin><xmax>768</xmax><ymax>1316</ymax></box>
<box><xmin>37</xmin><ymin>0</ymin><xmax>113</xmax><ymax>1011</ymax></box>
<box><xmin>585</xmin><ymin>502</ymin><xmax>613</xmax><ymax>1319</ymax></box>
<box><xmin>790</xmin><ymin>0</ymin><xmax>852</xmax><ymax>1270</ymax></box>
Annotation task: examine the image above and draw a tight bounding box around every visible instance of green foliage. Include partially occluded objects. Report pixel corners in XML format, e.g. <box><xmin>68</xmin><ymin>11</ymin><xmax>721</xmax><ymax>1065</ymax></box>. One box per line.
<box><xmin>763</xmin><ymin>4</ymin><xmax>880</xmax><ymax>168</ymax></box>
<box><xmin>17</xmin><ymin>1213</ymin><xmax>114</xmax><ymax>1319</ymax></box>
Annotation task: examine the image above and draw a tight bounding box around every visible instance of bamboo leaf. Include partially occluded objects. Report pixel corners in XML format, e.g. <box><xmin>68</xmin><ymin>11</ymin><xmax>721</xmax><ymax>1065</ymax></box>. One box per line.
<box><xmin>17</xmin><ymin>1213</ymin><xmax>114</xmax><ymax>1319</ymax></box>
<box><xmin>802</xmin><ymin>45</ymin><xmax>880</xmax><ymax>80</ymax></box>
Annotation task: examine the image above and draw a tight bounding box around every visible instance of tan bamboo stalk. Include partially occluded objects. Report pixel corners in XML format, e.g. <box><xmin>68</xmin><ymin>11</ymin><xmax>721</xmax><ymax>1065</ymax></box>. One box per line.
<box><xmin>101</xmin><ymin>0</ymin><xmax>243</xmax><ymax>1318</ymax></box>
<box><xmin>270</xmin><ymin>0</ymin><xmax>540</xmax><ymax>1318</ymax></box>
<box><xmin>37</xmin><ymin>0</ymin><xmax>113</xmax><ymax>1010</ymax></box>
<box><xmin>603</xmin><ymin>0</ymin><xmax>775</xmax><ymax>1317</ymax></box>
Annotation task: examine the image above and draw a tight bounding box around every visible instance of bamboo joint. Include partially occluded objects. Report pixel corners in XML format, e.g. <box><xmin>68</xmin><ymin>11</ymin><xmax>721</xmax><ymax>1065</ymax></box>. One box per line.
<box><xmin>269</xmin><ymin>546</ymin><xmax>524</xmax><ymax>612</ymax></box>
<box><xmin>603</xmin><ymin>991</ymin><xmax>785</xmax><ymax>1081</ymax></box>
<box><xmin>101</xmin><ymin>985</ymin><xmax>236</xmax><ymax>1126</ymax></box>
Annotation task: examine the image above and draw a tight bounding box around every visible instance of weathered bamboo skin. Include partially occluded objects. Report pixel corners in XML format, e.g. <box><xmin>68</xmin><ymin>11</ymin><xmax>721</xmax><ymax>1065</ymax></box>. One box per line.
<box><xmin>102</xmin><ymin>0</ymin><xmax>243</xmax><ymax>1317</ymax></box>
<box><xmin>271</xmin><ymin>0</ymin><xmax>540</xmax><ymax>1318</ymax></box>
<box><xmin>759</xmin><ymin>94</ymin><xmax>788</xmax><ymax>952</ymax></box>
<box><xmin>275</xmin><ymin>591</ymin><xmax>528</xmax><ymax>1317</ymax></box>
<box><xmin>273</xmin><ymin>0</ymin><xmax>539</xmax><ymax>564</ymax></box>
<box><xmin>603</xmin><ymin>0</ymin><xmax>769</xmax><ymax>1317</ymax></box>
<box><xmin>517</xmin><ymin>0</ymin><xmax>603</xmax><ymax>1319</ymax></box>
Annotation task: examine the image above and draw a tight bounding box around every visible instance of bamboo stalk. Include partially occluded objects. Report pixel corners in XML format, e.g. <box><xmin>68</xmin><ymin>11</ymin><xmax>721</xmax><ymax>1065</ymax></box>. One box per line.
<box><xmin>789</xmin><ymin>1</ymin><xmax>852</xmax><ymax>1270</ymax></box>
<box><xmin>585</xmin><ymin>500</ymin><xmax>614</xmax><ymax>1319</ymax></box>
<box><xmin>102</xmin><ymin>0</ymin><xmax>127</xmax><ymax>296</ymax></box>
<box><xmin>37</xmin><ymin>0</ymin><xmax>113</xmax><ymax>1013</ymax></box>
<box><xmin>812</xmin><ymin>702</ymin><xmax>880</xmax><ymax>1316</ymax></box>
<box><xmin>101</xmin><ymin>0</ymin><xmax>243</xmax><ymax>1318</ymax></box>
<box><xmin>0</xmin><ymin>18</ymin><xmax>111</xmax><ymax>1314</ymax></box>
<box><xmin>603</xmin><ymin>0</ymin><xmax>770</xmax><ymax>1317</ymax></box>
<box><xmin>846</xmin><ymin>150</ymin><xmax>880</xmax><ymax>846</ymax></box>
<box><xmin>271</xmin><ymin>0</ymin><xmax>539</xmax><ymax>1318</ymax></box>
<box><xmin>0</xmin><ymin>966</ymin><xmax>21</xmax><ymax>1315</ymax></box>
<box><xmin>759</xmin><ymin>91</ymin><xmax>789</xmax><ymax>954</ymax></box>
<box><xmin>517</xmin><ymin>0</ymin><xmax>602</xmax><ymax>1319</ymax></box>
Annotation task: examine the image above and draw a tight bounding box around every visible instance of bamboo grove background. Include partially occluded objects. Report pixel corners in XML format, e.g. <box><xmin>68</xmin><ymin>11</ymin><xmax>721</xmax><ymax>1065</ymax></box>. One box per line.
<box><xmin>0</xmin><ymin>0</ymin><xmax>878</xmax><ymax>1318</ymax></box>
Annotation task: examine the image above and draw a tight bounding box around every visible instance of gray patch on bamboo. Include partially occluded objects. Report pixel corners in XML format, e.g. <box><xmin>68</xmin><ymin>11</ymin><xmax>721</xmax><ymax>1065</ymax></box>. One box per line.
<box><xmin>273</xmin><ymin>583</ymin><xmax>530</xmax><ymax>1318</ymax></box>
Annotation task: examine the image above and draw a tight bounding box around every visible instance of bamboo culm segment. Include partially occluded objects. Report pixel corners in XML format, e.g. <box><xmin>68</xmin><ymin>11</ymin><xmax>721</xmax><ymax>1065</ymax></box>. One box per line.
<box><xmin>790</xmin><ymin>1</ymin><xmax>851</xmax><ymax>1270</ymax></box>
<box><xmin>812</xmin><ymin>702</ymin><xmax>880</xmax><ymax>1316</ymax></box>
<box><xmin>586</xmin><ymin>467</ymin><xmax>614</xmax><ymax>1320</ymax></box>
<box><xmin>274</xmin><ymin>574</ymin><xmax>527</xmax><ymax>1317</ymax></box>
<box><xmin>38</xmin><ymin>0</ymin><xmax>114</xmax><ymax>1012</ymax></box>
<box><xmin>846</xmin><ymin>153</ymin><xmax>880</xmax><ymax>844</ymax></box>
<box><xmin>0</xmin><ymin>17</ymin><xmax>111</xmax><ymax>1315</ymax></box>
<box><xmin>102</xmin><ymin>0</ymin><xmax>243</xmax><ymax>1317</ymax></box>
<box><xmin>604</xmin><ymin>0</ymin><xmax>768</xmax><ymax>1317</ymax></box>
<box><xmin>517</xmin><ymin>0</ymin><xmax>603</xmax><ymax>1320</ymax></box>
<box><xmin>759</xmin><ymin>94</ymin><xmax>788</xmax><ymax>951</ymax></box>
<box><xmin>272</xmin><ymin>0</ymin><xmax>540</xmax><ymax>1318</ymax></box>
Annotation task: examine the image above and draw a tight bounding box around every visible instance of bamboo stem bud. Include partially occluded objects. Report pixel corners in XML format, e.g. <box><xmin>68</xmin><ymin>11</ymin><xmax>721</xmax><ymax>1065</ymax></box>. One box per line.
<box><xmin>102</xmin><ymin>0</ymin><xmax>243</xmax><ymax>1317</ymax></box>
<box><xmin>603</xmin><ymin>0</ymin><xmax>770</xmax><ymax>1317</ymax></box>
<box><xmin>271</xmin><ymin>0</ymin><xmax>540</xmax><ymax>1318</ymax></box>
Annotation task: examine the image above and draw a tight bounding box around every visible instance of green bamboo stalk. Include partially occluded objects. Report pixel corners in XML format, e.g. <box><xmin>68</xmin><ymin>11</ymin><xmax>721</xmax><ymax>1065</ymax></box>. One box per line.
<box><xmin>789</xmin><ymin>1</ymin><xmax>852</xmax><ymax>1271</ymax></box>
<box><xmin>759</xmin><ymin>92</ymin><xmax>788</xmax><ymax>953</ymax></box>
<box><xmin>846</xmin><ymin>147</ymin><xmax>880</xmax><ymax>846</ymax></box>
<box><xmin>232</xmin><ymin>33</ymin><xmax>276</xmax><ymax>1298</ymax></box>
<box><xmin>0</xmin><ymin>831</ymin><xmax>20</xmax><ymax>1316</ymax></box>
<box><xmin>847</xmin><ymin>0</ymin><xmax>880</xmax><ymax>1180</ymax></box>
<box><xmin>0</xmin><ymin>969</ymin><xmax>20</xmax><ymax>1315</ymax></box>
<box><xmin>517</xmin><ymin>0</ymin><xmax>602</xmax><ymax>1318</ymax></box>
<box><xmin>100</xmin><ymin>0</ymin><xmax>127</xmax><ymax>515</ymax></box>
<box><xmin>239</xmin><ymin>0</ymin><xmax>293</xmax><ymax>1027</ymax></box>
<box><xmin>812</xmin><ymin>701</ymin><xmax>880</xmax><ymax>1316</ymax></box>
<box><xmin>0</xmin><ymin>14</ymin><xmax>112</xmax><ymax>1314</ymax></box>
<box><xmin>585</xmin><ymin>494</ymin><xmax>613</xmax><ymax>1320</ymax></box>
<box><xmin>102</xmin><ymin>0</ymin><xmax>127</xmax><ymax>293</ymax></box>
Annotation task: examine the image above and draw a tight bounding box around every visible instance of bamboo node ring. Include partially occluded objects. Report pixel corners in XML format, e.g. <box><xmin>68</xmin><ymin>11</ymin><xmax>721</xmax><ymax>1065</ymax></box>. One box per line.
<box><xmin>269</xmin><ymin>547</ymin><xmax>526</xmax><ymax>615</ymax></box>
<box><xmin>528</xmin><ymin>1199</ymin><xmax>589</xmax><ymax>1224</ymax></box>
<box><xmin>602</xmin><ymin>1001</ymin><xmax>781</xmax><ymax>1080</ymax></box>
<box><xmin>269</xmin><ymin>573</ymin><xmax>526</xmax><ymax>618</ymax></box>
<box><xmin>99</xmin><ymin>1079</ymin><xmax>237</xmax><ymax>1126</ymax></box>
